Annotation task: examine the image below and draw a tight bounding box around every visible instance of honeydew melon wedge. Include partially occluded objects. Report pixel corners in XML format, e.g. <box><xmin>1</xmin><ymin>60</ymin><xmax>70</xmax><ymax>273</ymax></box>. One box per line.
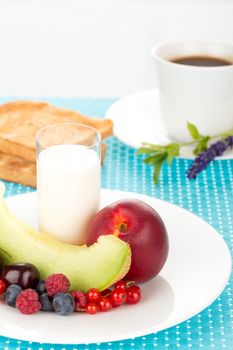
<box><xmin>0</xmin><ymin>183</ymin><xmax>131</xmax><ymax>292</ymax></box>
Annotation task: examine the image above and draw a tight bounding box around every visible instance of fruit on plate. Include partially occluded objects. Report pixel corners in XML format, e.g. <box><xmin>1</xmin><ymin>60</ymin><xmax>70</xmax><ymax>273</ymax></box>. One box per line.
<box><xmin>53</xmin><ymin>293</ymin><xmax>75</xmax><ymax>316</ymax></box>
<box><xmin>87</xmin><ymin>198</ymin><xmax>169</xmax><ymax>282</ymax></box>
<box><xmin>0</xmin><ymin>279</ymin><xmax>7</xmax><ymax>294</ymax></box>
<box><xmin>0</xmin><ymin>182</ymin><xmax>131</xmax><ymax>292</ymax></box>
<box><xmin>4</xmin><ymin>284</ymin><xmax>22</xmax><ymax>307</ymax></box>
<box><xmin>15</xmin><ymin>288</ymin><xmax>41</xmax><ymax>315</ymax></box>
<box><xmin>2</xmin><ymin>263</ymin><xmax>40</xmax><ymax>289</ymax></box>
<box><xmin>2</xmin><ymin>269</ymin><xmax>142</xmax><ymax>315</ymax></box>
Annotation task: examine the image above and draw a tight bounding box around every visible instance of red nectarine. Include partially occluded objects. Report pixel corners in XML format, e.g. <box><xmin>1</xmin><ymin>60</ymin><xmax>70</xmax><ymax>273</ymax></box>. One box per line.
<box><xmin>87</xmin><ymin>199</ymin><xmax>169</xmax><ymax>283</ymax></box>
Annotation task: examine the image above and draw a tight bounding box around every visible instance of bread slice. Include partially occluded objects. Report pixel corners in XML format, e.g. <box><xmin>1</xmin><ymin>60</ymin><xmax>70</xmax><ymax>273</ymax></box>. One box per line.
<box><xmin>0</xmin><ymin>152</ymin><xmax>36</xmax><ymax>187</ymax></box>
<box><xmin>0</xmin><ymin>144</ymin><xmax>107</xmax><ymax>188</ymax></box>
<box><xmin>0</xmin><ymin>101</ymin><xmax>112</xmax><ymax>162</ymax></box>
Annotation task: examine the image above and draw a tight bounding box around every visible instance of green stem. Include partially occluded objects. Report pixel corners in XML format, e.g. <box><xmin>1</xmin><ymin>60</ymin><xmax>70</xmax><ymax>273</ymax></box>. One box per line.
<box><xmin>180</xmin><ymin>132</ymin><xmax>224</xmax><ymax>149</ymax></box>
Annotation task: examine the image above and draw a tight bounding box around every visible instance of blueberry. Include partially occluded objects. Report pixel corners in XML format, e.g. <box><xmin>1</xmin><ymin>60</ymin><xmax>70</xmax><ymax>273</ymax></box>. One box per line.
<box><xmin>53</xmin><ymin>293</ymin><xmax>75</xmax><ymax>316</ymax></box>
<box><xmin>39</xmin><ymin>293</ymin><xmax>53</xmax><ymax>311</ymax></box>
<box><xmin>4</xmin><ymin>284</ymin><xmax>22</xmax><ymax>307</ymax></box>
<box><xmin>36</xmin><ymin>280</ymin><xmax>46</xmax><ymax>295</ymax></box>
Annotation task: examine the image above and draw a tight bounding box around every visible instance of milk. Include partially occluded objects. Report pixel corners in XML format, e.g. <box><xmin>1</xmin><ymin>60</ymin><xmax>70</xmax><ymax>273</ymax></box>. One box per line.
<box><xmin>37</xmin><ymin>145</ymin><xmax>100</xmax><ymax>245</ymax></box>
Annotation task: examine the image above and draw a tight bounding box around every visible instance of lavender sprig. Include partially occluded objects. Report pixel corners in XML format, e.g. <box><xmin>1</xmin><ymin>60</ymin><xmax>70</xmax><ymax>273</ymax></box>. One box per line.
<box><xmin>138</xmin><ymin>123</ymin><xmax>233</xmax><ymax>184</ymax></box>
<box><xmin>187</xmin><ymin>136</ymin><xmax>233</xmax><ymax>179</ymax></box>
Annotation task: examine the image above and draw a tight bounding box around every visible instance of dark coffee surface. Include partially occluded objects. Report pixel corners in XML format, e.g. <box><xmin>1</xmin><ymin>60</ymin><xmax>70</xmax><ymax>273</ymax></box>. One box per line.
<box><xmin>171</xmin><ymin>55</ymin><xmax>232</xmax><ymax>67</ymax></box>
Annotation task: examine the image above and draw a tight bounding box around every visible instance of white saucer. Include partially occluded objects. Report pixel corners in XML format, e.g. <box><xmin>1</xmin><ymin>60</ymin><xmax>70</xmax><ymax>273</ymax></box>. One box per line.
<box><xmin>105</xmin><ymin>89</ymin><xmax>233</xmax><ymax>159</ymax></box>
<box><xmin>0</xmin><ymin>190</ymin><xmax>231</xmax><ymax>344</ymax></box>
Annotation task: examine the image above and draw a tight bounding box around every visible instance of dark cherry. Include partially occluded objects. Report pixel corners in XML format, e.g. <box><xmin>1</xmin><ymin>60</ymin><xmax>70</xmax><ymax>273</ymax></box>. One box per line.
<box><xmin>2</xmin><ymin>263</ymin><xmax>40</xmax><ymax>289</ymax></box>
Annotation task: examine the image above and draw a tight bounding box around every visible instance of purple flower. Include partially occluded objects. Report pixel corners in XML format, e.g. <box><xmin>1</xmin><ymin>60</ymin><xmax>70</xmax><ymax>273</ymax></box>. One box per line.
<box><xmin>187</xmin><ymin>136</ymin><xmax>233</xmax><ymax>179</ymax></box>
<box><xmin>225</xmin><ymin>136</ymin><xmax>233</xmax><ymax>148</ymax></box>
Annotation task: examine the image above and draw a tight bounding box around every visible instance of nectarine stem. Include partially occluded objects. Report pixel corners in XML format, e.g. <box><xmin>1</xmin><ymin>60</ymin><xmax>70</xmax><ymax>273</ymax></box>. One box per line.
<box><xmin>119</xmin><ymin>223</ymin><xmax>128</xmax><ymax>233</ymax></box>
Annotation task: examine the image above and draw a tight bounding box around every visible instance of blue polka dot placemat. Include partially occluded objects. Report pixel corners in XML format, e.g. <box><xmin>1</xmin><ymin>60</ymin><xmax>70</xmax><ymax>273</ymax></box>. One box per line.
<box><xmin>0</xmin><ymin>97</ymin><xmax>232</xmax><ymax>350</ymax></box>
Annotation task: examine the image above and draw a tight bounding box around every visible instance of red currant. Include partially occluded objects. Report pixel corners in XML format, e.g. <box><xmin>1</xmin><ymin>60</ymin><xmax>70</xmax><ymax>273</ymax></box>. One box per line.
<box><xmin>98</xmin><ymin>297</ymin><xmax>112</xmax><ymax>312</ymax></box>
<box><xmin>101</xmin><ymin>288</ymin><xmax>112</xmax><ymax>297</ymax></box>
<box><xmin>126</xmin><ymin>285</ymin><xmax>141</xmax><ymax>304</ymax></box>
<box><xmin>86</xmin><ymin>288</ymin><xmax>101</xmax><ymax>303</ymax></box>
<box><xmin>0</xmin><ymin>279</ymin><xmax>7</xmax><ymax>294</ymax></box>
<box><xmin>111</xmin><ymin>289</ymin><xmax>127</xmax><ymax>306</ymax></box>
<box><xmin>114</xmin><ymin>281</ymin><xmax>127</xmax><ymax>291</ymax></box>
<box><xmin>86</xmin><ymin>303</ymin><xmax>98</xmax><ymax>314</ymax></box>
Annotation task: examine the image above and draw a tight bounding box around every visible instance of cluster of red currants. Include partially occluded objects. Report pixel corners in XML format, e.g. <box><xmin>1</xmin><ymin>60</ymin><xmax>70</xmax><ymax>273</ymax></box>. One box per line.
<box><xmin>72</xmin><ymin>281</ymin><xmax>142</xmax><ymax>315</ymax></box>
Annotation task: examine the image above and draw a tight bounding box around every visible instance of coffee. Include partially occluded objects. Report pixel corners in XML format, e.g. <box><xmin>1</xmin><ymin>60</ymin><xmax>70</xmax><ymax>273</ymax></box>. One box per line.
<box><xmin>171</xmin><ymin>55</ymin><xmax>232</xmax><ymax>67</ymax></box>
<box><xmin>152</xmin><ymin>40</ymin><xmax>233</xmax><ymax>141</ymax></box>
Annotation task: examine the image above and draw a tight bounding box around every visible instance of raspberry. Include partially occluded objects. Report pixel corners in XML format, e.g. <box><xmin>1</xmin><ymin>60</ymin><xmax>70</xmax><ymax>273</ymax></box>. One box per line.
<box><xmin>45</xmin><ymin>274</ymin><xmax>70</xmax><ymax>297</ymax></box>
<box><xmin>70</xmin><ymin>290</ymin><xmax>87</xmax><ymax>311</ymax></box>
<box><xmin>16</xmin><ymin>289</ymin><xmax>41</xmax><ymax>315</ymax></box>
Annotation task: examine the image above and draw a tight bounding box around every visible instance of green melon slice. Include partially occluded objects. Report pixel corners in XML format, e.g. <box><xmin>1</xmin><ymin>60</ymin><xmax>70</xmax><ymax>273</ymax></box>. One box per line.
<box><xmin>0</xmin><ymin>183</ymin><xmax>131</xmax><ymax>292</ymax></box>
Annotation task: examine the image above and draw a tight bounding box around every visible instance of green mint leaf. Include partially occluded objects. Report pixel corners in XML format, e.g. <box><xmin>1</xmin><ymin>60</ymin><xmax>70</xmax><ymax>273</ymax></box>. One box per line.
<box><xmin>165</xmin><ymin>143</ymin><xmax>180</xmax><ymax>165</ymax></box>
<box><xmin>193</xmin><ymin>136</ymin><xmax>210</xmax><ymax>155</ymax></box>
<box><xmin>187</xmin><ymin>122</ymin><xmax>200</xmax><ymax>140</ymax></box>
<box><xmin>166</xmin><ymin>154</ymin><xmax>175</xmax><ymax>166</ymax></box>
<box><xmin>143</xmin><ymin>155</ymin><xmax>156</xmax><ymax>165</ymax></box>
<box><xmin>153</xmin><ymin>154</ymin><xmax>167</xmax><ymax>184</ymax></box>
<box><xmin>138</xmin><ymin>143</ymin><xmax>167</xmax><ymax>156</ymax></box>
<box><xmin>143</xmin><ymin>152</ymin><xmax>167</xmax><ymax>165</ymax></box>
<box><xmin>165</xmin><ymin>143</ymin><xmax>180</xmax><ymax>156</ymax></box>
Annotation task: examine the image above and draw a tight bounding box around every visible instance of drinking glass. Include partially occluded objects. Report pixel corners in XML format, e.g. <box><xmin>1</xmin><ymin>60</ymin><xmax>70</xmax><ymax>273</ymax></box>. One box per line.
<box><xmin>36</xmin><ymin>123</ymin><xmax>101</xmax><ymax>245</ymax></box>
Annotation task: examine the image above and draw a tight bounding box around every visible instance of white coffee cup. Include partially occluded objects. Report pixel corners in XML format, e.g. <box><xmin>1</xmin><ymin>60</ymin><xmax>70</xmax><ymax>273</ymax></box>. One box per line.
<box><xmin>151</xmin><ymin>40</ymin><xmax>233</xmax><ymax>142</ymax></box>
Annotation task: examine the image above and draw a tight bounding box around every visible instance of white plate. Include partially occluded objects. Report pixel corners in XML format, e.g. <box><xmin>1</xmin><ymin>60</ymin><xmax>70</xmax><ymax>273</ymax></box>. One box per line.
<box><xmin>0</xmin><ymin>190</ymin><xmax>231</xmax><ymax>344</ymax></box>
<box><xmin>105</xmin><ymin>89</ymin><xmax>233</xmax><ymax>159</ymax></box>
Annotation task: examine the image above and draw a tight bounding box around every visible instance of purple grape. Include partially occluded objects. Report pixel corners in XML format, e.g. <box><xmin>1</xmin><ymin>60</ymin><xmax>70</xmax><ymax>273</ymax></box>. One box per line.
<box><xmin>2</xmin><ymin>263</ymin><xmax>40</xmax><ymax>289</ymax></box>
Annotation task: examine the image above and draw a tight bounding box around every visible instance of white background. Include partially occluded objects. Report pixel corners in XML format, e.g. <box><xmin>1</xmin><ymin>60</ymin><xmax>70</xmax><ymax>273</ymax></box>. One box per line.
<box><xmin>0</xmin><ymin>0</ymin><xmax>233</xmax><ymax>97</ymax></box>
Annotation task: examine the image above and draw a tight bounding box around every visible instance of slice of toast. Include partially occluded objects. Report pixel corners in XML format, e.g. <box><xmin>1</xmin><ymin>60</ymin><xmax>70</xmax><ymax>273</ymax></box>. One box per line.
<box><xmin>0</xmin><ymin>152</ymin><xmax>36</xmax><ymax>187</ymax></box>
<box><xmin>0</xmin><ymin>101</ymin><xmax>112</xmax><ymax>162</ymax></box>
<box><xmin>0</xmin><ymin>144</ymin><xmax>107</xmax><ymax>188</ymax></box>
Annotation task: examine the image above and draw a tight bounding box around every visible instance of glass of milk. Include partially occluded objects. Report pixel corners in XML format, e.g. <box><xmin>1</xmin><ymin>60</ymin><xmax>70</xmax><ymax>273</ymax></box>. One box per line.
<box><xmin>36</xmin><ymin>123</ymin><xmax>101</xmax><ymax>245</ymax></box>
